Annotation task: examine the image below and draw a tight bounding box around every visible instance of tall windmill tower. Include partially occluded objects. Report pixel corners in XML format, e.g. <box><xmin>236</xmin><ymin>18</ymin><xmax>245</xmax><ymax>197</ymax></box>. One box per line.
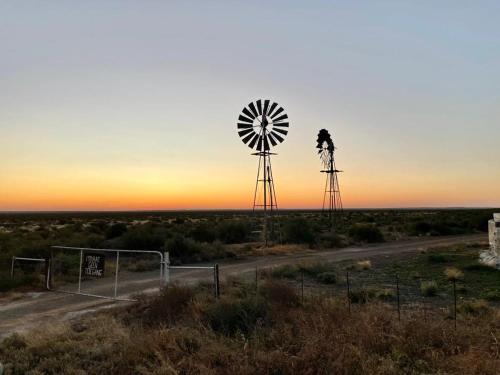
<box><xmin>237</xmin><ymin>99</ymin><xmax>289</xmax><ymax>245</ymax></box>
<box><xmin>316</xmin><ymin>129</ymin><xmax>343</xmax><ymax>229</ymax></box>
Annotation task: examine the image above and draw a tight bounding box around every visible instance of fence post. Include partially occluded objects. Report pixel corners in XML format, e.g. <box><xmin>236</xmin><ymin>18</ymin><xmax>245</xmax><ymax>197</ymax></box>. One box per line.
<box><xmin>114</xmin><ymin>251</ymin><xmax>120</xmax><ymax>298</ymax></box>
<box><xmin>214</xmin><ymin>264</ymin><xmax>220</xmax><ymax>299</ymax></box>
<box><xmin>453</xmin><ymin>279</ymin><xmax>457</xmax><ymax>330</ymax></box>
<box><xmin>10</xmin><ymin>256</ymin><xmax>15</xmax><ymax>279</ymax></box>
<box><xmin>163</xmin><ymin>252</ymin><xmax>170</xmax><ymax>286</ymax></box>
<box><xmin>78</xmin><ymin>249</ymin><xmax>83</xmax><ymax>293</ymax></box>
<box><xmin>255</xmin><ymin>266</ymin><xmax>258</xmax><ymax>291</ymax></box>
<box><xmin>346</xmin><ymin>271</ymin><xmax>351</xmax><ymax>315</ymax></box>
<box><xmin>396</xmin><ymin>274</ymin><xmax>401</xmax><ymax>322</ymax></box>
<box><xmin>301</xmin><ymin>269</ymin><xmax>304</xmax><ymax>304</ymax></box>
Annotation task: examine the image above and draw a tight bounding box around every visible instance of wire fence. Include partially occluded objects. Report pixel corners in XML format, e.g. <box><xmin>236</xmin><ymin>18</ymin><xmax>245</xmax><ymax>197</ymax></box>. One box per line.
<box><xmin>252</xmin><ymin>265</ymin><xmax>494</xmax><ymax>329</ymax></box>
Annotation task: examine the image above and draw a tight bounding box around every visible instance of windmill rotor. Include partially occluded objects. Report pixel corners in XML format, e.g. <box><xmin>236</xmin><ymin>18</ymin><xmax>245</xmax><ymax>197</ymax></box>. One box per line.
<box><xmin>237</xmin><ymin>99</ymin><xmax>289</xmax><ymax>152</ymax></box>
<box><xmin>316</xmin><ymin>128</ymin><xmax>343</xmax><ymax>228</ymax></box>
<box><xmin>316</xmin><ymin>129</ymin><xmax>335</xmax><ymax>170</ymax></box>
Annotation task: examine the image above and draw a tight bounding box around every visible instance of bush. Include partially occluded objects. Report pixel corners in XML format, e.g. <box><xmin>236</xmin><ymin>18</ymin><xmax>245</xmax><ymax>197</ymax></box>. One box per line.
<box><xmin>282</xmin><ymin>218</ymin><xmax>315</xmax><ymax>245</ymax></box>
<box><xmin>105</xmin><ymin>223</ymin><xmax>127</xmax><ymax>239</ymax></box>
<box><xmin>483</xmin><ymin>290</ymin><xmax>500</xmax><ymax>301</ymax></box>
<box><xmin>427</xmin><ymin>253</ymin><xmax>448</xmax><ymax>263</ymax></box>
<box><xmin>348</xmin><ymin>224</ymin><xmax>384</xmax><ymax>243</ymax></box>
<box><xmin>349</xmin><ymin>288</ymin><xmax>376</xmax><ymax>304</ymax></box>
<box><xmin>165</xmin><ymin>235</ymin><xmax>201</xmax><ymax>259</ymax></box>
<box><xmin>420</xmin><ymin>281</ymin><xmax>438</xmax><ymax>297</ymax></box>
<box><xmin>120</xmin><ymin>228</ymin><xmax>164</xmax><ymax>250</ymax></box>
<box><xmin>0</xmin><ymin>273</ymin><xmax>38</xmax><ymax>292</ymax></box>
<box><xmin>458</xmin><ymin>300</ymin><xmax>490</xmax><ymax>316</ymax></box>
<box><xmin>316</xmin><ymin>271</ymin><xmax>337</xmax><ymax>284</ymax></box>
<box><xmin>204</xmin><ymin>295</ymin><xmax>267</xmax><ymax>335</ymax></box>
<box><xmin>272</xmin><ymin>264</ymin><xmax>299</xmax><ymax>279</ymax></box>
<box><xmin>260</xmin><ymin>281</ymin><xmax>299</xmax><ymax>307</ymax></box>
<box><xmin>217</xmin><ymin>221</ymin><xmax>250</xmax><ymax>244</ymax></box>
<box><xmin>146</xmin><ymin>285</ymin><xmax>194</xmax><ymax>325</ymax></box>
<box><xmin>189</xmin><ymin>223</ymin><xmax>217</xmax><ymax>243</ymax></box>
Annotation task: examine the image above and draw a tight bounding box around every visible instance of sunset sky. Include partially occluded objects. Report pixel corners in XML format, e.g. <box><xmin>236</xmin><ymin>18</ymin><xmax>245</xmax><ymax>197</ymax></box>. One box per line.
<box><xmin>1</xmin><ymin>1</ymin><xmax>499</xmax><ymax>211</ymax></box>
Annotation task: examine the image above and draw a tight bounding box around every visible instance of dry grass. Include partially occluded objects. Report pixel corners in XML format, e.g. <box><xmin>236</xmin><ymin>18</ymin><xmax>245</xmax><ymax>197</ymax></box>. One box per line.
<box><xmin>445</xmin><ymin>267</ymin><xmax>464</xmax><ymax>281</ymax></box>
<box><xmin>357</xmin><ymin>260</ymin><xmax>372</xmax><ymax>270</ymax></box>
<box><xmin>1</xmin><ymin>281</ymin><xmax>499</xmax><ymax>374</ymax></box>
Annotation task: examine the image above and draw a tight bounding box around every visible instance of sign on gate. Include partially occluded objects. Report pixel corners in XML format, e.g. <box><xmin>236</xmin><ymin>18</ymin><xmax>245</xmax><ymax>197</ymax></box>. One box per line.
<box><xmin>83</xmin><ymin>253</ymin><xmax>105</xmax><ymax>277</ymax></box>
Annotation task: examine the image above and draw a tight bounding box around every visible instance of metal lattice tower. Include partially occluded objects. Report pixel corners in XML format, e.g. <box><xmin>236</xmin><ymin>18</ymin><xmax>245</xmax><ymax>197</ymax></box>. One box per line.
<box><xmin>237</xmin><ymin>99</ymin><xmax>289</xmax><ymax>245</ymax></box>
<box><xmin>316</xmin><ymin>129</ymin><xmax>343</xmax><ymax>229</ymax></box>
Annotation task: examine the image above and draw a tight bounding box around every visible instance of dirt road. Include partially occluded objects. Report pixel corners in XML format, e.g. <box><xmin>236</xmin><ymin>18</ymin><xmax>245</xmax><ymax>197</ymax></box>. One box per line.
<box><xmin>0</xmin><ymin>234</ymin><xmax>486</xmax><ymax>339</ymax></box>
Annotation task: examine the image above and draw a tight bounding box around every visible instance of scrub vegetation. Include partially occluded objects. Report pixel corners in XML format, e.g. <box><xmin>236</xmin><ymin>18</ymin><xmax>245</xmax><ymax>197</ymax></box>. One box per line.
<box><xmin>1</xmin><ymin>278</ymin><xmax>499</xmax><ymax>374</ymax></box>
<box><xmin>0</xmin><ymin>208</ymin><xmax>495</xmax><ymax>292</ymax></box>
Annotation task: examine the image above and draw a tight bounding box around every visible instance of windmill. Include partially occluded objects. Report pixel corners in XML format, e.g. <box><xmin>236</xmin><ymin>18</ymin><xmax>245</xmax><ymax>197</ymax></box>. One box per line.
<box><xmin>237</xmin><ymin>99</ymin><xmax>289</xmax><ymax>245</ymax></box>
<box><xmin>316</xmin><ymin>129</ymin><xmax>343</xmax><ymax>229</ymax></box>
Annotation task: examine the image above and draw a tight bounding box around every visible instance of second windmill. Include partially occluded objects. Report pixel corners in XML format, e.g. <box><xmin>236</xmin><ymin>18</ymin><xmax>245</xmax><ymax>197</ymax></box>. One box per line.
<box><xmin>237</xmin><ymin>99</ymin><xmax>289</xmax><ymax>246</ymax></box>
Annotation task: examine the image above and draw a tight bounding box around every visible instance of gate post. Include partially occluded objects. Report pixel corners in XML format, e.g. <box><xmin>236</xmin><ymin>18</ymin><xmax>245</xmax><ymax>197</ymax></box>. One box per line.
<box><xmin>163</xmin><ymin>252</ymin><xmax>170</xmax><ymax>286</ymax></box>
<box><xmin>10</xmin><ymin>256</ymin><xmax>15</xmax><ymax>279</ymax></box>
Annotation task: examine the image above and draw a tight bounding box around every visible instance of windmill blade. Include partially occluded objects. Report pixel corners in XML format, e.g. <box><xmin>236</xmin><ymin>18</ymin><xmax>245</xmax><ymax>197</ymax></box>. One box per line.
<box><xmin>256</xmin><ymin>99</ymin><xmax>262</xmax><ymax>115</ymax></box>
<box><xmin>272</xmin><ymin>122</ymin><xmax>289</xmax><ymax>128</ymax></box>
<box><xmin>273</xmin><ymin>113</ymin><xmax>288</xmax><ymax>122</ymax></box>
<box><xmin>267</xmin><ymin>102</ymin><xmax>278</xmax><ymax>117</ymax></box>
<box><xmin>257</xmin><ymin>135</ymin><xmax>263</xmax><ymax>151</ymax></box>
<box><xmin>267</xmin><ymin>132</ymin><xmax>278</xmax><ymax>146</ymax></box>
<box><xmin>248</xmin><ymin>102</ymin><xmax>259</xmax><ymax>118</ymax></box>
<box><xmin>273</xmin><ymin>127</ymin><xmax>288</xmax><ymax>136</ymax></box>
<box><xmin>271</xmin><ymin>107</ymin><xmax>284</xmax><ymax>119</ymax></box>
<box><xmin>242</xmin><ymin>107</ymin><xmax>255</xmax><ymax>120</ymax></box>
<box><xmin>263</xmin><ymin>100</ymin><xmax>270</xmax><ymax>115</ymax></box>
<box><xmin>237</xmin><ymin>122</ymin><xmax>253</xmax><ymax>129</ymax></box>
<box><xmin>238</xmin><ymin>114</ymin><xmax>253</xmax><ymax>124</ymax></box>
<box><xmin>238</xmin><ymin>128</ymin><xmax>254</xmax><ymax>138</ymax></box>
<box><xmin>270</xmin><ymin>130</ymin><xmax>284</xmax><ymax>143</ymax></box>
<box><xmin>248</xmin><ymin>133</ymin><xmax>260</xmax><ymax>149</ymax></box>
<box><xmin>263</xmin><ymin>135</ymin><xmax>270</xmax><ymax>151</ymax></box>
<box><xmin>242</xmin><ymin>132</ymin><xmax>255</xmax><ymax>145</ymax></box>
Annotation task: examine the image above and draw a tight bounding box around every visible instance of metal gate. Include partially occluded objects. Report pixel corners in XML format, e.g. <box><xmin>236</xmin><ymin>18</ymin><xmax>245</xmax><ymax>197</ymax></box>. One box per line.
<box><xmin>49</xmin><ymin>246</ymin><xmax>167</xmax><ymax>302</ymax></box>
<box><xmin>49</xmin><ymin>246</ymin><xmax>221</xmax><ymax>301</ymax></box>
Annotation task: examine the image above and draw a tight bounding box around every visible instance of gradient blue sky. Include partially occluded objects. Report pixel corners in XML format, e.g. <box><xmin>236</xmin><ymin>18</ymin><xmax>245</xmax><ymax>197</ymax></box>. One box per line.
<box><xmin>1</xmin><ymin>1</ymin><xmax>499</xmax><ymax>210</ymax></box>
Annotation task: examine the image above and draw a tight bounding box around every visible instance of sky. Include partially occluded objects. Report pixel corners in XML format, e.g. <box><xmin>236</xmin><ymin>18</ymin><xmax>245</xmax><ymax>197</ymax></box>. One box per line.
<box><xmin>1</xmin><ymin>1</ymin><xmax>499</xmax><ymax>211</ymax></box>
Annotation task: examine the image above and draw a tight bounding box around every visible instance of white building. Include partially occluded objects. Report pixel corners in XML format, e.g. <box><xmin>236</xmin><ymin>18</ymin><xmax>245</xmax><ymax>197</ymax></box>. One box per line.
<box><xmin>488</xmin><ymin>213</ymin><xmax>500</xmax><ymax>256</ymax></box>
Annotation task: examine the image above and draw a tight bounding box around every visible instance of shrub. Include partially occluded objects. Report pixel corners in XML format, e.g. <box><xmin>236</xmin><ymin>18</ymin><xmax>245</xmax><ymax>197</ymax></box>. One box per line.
<box><xmin>120</xmin><ymin>228</ymin><xmax>163</xmax><ymax>250</ymax></box>
<box><xmin>374</xmin><ymin>288</ymin><xmax>395</xmax><ymax>301</ymax></box>
<box><xmin>146</xmin><ymin>285</ymin><xmax>194</xmax><ymax>325</ymax></box>
<box><xmin>349</xmin><ymin>288</ymin><xmax>376</xmax><ymax>304</ymax></box>
<box><xmin>189</xmin><ymin>223</ymin><xmax>217</xmax><ymax>243</ymax></box>
<box><xmin>204</xmin><ymin>295</ymin><xmax>267</xmax><ymax>335</ymax></box>
<box><xmin>282</xmin><ymin>218</ymin><xmax>315</xmax><ymax>245</ymax></box>
<box><xmin>272</xmin><ymin>264</ymin><xmax>299</xmax><ymax>279</ymax></box>
<box><xmin>427</xmin><ymin>253</ymin><xmax>448</xmax><ymax>263</ymax></box>
<box><xmin>420</xmin><ymin>281</ymin><xmax>438</xmax><ymax>297</ymax></box>
<box><xmin>458</xmin><ymin>300</ymin><xmax>490</xmax><ymax>316</ymax></box>
<box><xmin>483</xmin><ymin>290</ymin><xmax>500</xmax><ymax>301</ymax></box>
<box><xmin>260</xmin><ymin>281</ymin><xmax>299</xmax><ymax>307</ymax></box>
<box><xmin>348</xmin><ymin>223</ymin><xmax>384</xmax><ymax>243</ymax></box>
<box><xmin>105</xmin><ymin>223</ymin><xmax>127</xmax><ymax>239</ymax></box>
<box><xmin>165</xmin><ymin>235</ymin><xmax>201</xmax><ymax>260</ymax></box>
<box><xmin>300</xmin><ymin>262</ymin><xmax>334</xmax><ymax>278</ymax></box>
<box><xmin>217</xmin><ymin>221</ymin><xmax>250</xmax><ymax>244</ymax></box>
<box><xmin>316</xmin><ymin>271</ymin><xmax>337</xmax><ymax>284</ymax></box>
